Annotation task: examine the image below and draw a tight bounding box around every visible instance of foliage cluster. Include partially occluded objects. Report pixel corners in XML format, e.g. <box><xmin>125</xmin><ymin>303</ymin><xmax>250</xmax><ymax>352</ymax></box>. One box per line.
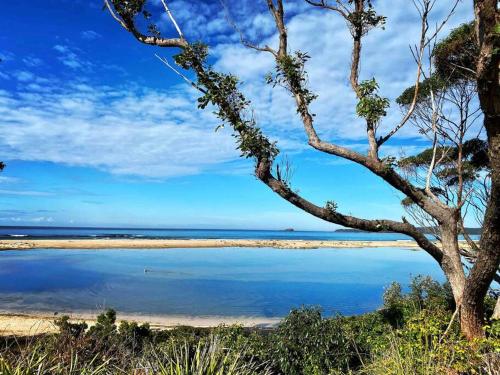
<box><xmin>355</xmin><ymin>78</ymin><xmax>389</xmax><ymax>126</ymax></box>
<box><xmin>340</xmin><ymin>0</ymin><xmax>387</xmax><ymax>37</ymax></box>
<box><xmin>266</xmin><ymin>52</ymin><xmax>318</xmax><ymax>117</ymax></box>
<box><xmin>174</xmin><ymin>43</ymin><xmax>279</xmax><ymax>163</ymax></box>
<box><xmin>433</xmin><ymin>22</ymin><xmax>478</xmax><ymax>83</ymax></box>
<box><xmin>398</xmin><ymin>138</ymin><xmax>489</xmax><ymax>195</ymax></box>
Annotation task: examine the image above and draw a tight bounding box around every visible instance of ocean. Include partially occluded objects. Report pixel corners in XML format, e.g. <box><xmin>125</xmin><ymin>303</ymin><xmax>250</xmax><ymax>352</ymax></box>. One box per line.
<box><xmin>1</xmin><ymin>226</ymin><xmax>428</xmax><ymax>241</ymax></box>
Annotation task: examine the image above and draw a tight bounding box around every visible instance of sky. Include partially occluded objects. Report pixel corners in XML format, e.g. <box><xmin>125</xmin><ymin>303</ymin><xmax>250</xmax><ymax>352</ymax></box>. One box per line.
<box><xmin>0</xmin><ymin>0</ymin><xmax>477</xmax><ymax>230</ymax></box>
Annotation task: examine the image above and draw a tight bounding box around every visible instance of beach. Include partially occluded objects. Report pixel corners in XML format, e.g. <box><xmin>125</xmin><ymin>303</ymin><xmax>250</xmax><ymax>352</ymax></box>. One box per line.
<box><xmin>0</xmin><ymin>311</ymin><xmax>280</xmax><ymax>336</ymax></box>
<box><xmin>0</xmin><ymin>238</ymin><xmax>446</xmax><ymax>250</ymax></box>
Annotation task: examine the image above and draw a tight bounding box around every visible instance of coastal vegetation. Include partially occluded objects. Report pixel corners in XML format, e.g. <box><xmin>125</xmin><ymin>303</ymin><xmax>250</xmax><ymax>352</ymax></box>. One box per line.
<box><xmin>1</xmin><ymin>277</ymin><xmax>499</xmax><ymax>374</ymax></box>
<box><xmin>104</xmin><ymin>0</ymin><xmax>500</xmax><ymax>339</ymax></box>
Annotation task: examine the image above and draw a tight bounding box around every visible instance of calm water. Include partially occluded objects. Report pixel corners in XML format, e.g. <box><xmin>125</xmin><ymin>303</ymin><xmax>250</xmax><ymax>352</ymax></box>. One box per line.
<box><xmin>0</xmin><ymin>247</ymin><xmax>445</xmax><ymax>318</ymax></box>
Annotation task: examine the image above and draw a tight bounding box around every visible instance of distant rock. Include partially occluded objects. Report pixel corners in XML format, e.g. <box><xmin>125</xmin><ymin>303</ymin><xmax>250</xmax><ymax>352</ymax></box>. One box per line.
<box><xmin>283</xmin><ymin>228</ymin><xmax>295</xmax><ymax>232</ymax></box>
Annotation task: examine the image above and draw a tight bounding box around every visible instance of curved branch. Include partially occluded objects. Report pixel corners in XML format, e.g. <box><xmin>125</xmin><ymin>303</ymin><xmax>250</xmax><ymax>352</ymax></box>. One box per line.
<box><xmin>255</xmin><ymin>158</ymin><xmax>444</xmax><ymax>263</ymax></box>
<box><xmin>377</xmin><ymin>0</ymin><xmax>429</xmax><ymax>146</ymax></box>
<box><xmin>263</xmin><ymin>1</ymin><xmax>450</xmax><ymax>221</ymax></box>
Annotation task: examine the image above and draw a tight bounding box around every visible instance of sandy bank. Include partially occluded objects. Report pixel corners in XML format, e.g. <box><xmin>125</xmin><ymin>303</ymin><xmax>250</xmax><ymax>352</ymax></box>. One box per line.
<box><xmin>0</xmin><ymin>238</ymin><xmax>431</xmax><ymax>251</ymax></box>
<box><xmin>0</xmin><ymin>311</ymin><xmax>280</xmax><ymax>336</ymax></box>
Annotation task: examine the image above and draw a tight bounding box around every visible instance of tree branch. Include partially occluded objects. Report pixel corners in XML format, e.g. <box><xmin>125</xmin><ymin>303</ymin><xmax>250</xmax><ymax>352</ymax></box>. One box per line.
<box><xmin>264</xmin><ymin>0</ymin><xmax>450</xmax><ymax>221</ymax></box>
<box><xmin>155</xmin><ymin>54</ymin><xmax>207</xmax><ymax>94</ymax></box>
<box><xmin>304</xmin><ymin>0</ymin><xmax>350</xmax><ymax>19</ymax></box>
<box><xmin>266</xmin><ymin>0</ymin><xmax>287</xmax><ymax>56</ymax></box>
<box><xmin>220</xmin><ymin>0</ymin><xmax>277</xmax><ymax>57</ymax></box>
<box><xmin>104</xmin><ymin>0</ymin><xmax>187</xmax><ymax>48</ymax></box>
<box><xmin>255</xmin><ymin>158</ymin><xmax>444</xmax><ymax>263</ymax></box>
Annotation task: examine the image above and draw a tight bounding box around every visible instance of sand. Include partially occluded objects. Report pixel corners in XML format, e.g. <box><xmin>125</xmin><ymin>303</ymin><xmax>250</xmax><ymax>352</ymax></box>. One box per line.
<box><xmin>0</xmin><ymin>238</ymin><xmax>432</xmax><ymax>251</ymax></box>
<box><xmin>0</xmin><ymin>311</ymin><xmax>280</xmax><ymax>336</ymax></box>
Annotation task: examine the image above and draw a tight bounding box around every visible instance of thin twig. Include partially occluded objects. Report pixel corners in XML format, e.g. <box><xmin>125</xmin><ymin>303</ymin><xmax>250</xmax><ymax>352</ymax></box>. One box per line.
<box><xmin>439</xmin><ymin>303</ymin><xmax>460</xmax><ymax>343</ymax></box>
<box><xmin>154</xmin><ymin>54</ymin><xmax>207</xmax><ymax>94</ymax></box>
<box><xmin>220</xmin><ymin>0</ymin><xmax>277</xmax><ymax>56</ymax></box>
<box><xmin>160</xmin><ymin>0</ymin><xmax>184</xmax><ymax>39</ymax></box>
<box><xmin>103</xmin><ymin>0</ymin><xmax>129</xmax><ymax>30</ymax></box>
<box><xmin>425</xmin><ymin>88</ymin><xmax>439</xmax><ymax>199</ymax></box>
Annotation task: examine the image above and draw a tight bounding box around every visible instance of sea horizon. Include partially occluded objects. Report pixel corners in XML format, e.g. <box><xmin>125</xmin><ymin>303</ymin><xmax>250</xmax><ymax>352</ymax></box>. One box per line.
<box><xmin>0</xmin><ymin>225</ymin><xmax>479</xmax><ymax>242</ymax></box>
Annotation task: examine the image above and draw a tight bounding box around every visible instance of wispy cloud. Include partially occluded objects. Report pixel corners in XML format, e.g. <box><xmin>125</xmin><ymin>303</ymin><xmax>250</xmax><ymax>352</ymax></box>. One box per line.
<box><xmin>0</xmin><ymin>189</ymin><xmax>53</xmax><ymax>197</ymax></box>
<box><xmin>0</xmin><ymin>176</ymin><xmax>22</xmax><ymax>184</ymax></box>
<box><xmin>80</xmin><ymin>30</ymin><xmax>101</xmax><ymax>40</ymax></box>
<box><xmin>12</xmin><ymin>70</ymin><xmax>35</xmax><ymax>82</ymax></box>
<box><xmin>53</xmin><ymin>44</ymin><xmax>93</xmax><ymax>71</ymax></box>
<box><xmin>22</xmin><ymin>56</ymin><xmax>43</xmax><ymax>67</ymax></box>
<box><xmin>0</xmin><ymin>189</ymin><xmax>53</xmax><ymax>196</ymax></box>
<box><xmin>0</xmin><ymin>79</ymin><xmax>240</xmax><ymax>178</ymax></box>
<box><xmin>0</xmin><ymin>216</ymin><xmax>54</xmax><ymax>223</ymax></box>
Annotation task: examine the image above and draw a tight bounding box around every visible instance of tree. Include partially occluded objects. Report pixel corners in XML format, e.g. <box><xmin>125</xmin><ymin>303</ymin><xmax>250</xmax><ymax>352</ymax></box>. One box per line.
<box><xmin>464</xmin><ymin>0</ymin><xmax>500</xmax><ymax>338</ymax></box>
<box><xmin>104</xmin><ymin>0</ymin><xmax>499</xmax><ymax>339</ymax></box>
<box><xmin>396</xmin><ymin>20</ymin><xmax>500</xmax><ymax>329</ymax></box>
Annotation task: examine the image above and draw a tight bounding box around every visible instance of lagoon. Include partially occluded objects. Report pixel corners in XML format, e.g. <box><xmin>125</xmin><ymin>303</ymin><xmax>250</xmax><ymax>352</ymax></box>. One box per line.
<box><xmin>0</xmin><ymin>247</ymin><xmax>444</xmax><ymax>318</ymax></box>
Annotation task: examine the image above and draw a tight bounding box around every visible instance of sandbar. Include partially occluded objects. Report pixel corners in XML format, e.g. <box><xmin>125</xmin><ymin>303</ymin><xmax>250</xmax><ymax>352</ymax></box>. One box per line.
<box><xmin>0</xmin><ymin>238</ymin><xmax>437</xmax><ymax>251</ymax></box>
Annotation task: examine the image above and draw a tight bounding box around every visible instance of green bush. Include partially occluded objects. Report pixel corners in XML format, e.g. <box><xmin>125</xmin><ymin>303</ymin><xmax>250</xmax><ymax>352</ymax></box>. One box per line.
<box><xmin>54</xmin><ymin>315</ymin><xmax>88</xmax><ymax>338</ymax></box>
<box><xmin>381</xmin><ymin>276</ymin><xmax>454</xmax><ymax>328</ymax></box>
<box><xmin>271</xmin><ymin>307</ymin><xmax>355</xmax><ymax>374</ymax></box>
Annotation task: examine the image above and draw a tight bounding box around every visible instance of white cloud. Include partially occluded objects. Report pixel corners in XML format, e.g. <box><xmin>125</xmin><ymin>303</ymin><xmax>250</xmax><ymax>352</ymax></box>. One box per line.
<box><xmin>0</xmin><ymin>0</ymin><xmax>476</xmax><ymax>181</ymax></box>
<box><xmin>0</xmin><ymin>216</ymin><xmax>54</xmax><ymax>223</ymax></box>
<box><xmin>0</xmin><ymin>80</ymin><xmax>240</xmax><ymax>178</ymax></box>
<box><xmin>0</xmin><ymin>176</ymin><xmax>22</xmax><ymax>184</ymax></box>
<box><xmin>13</xmin><ymin>70</ymin><xmax>35</xmax><ymax>82</ymax></box>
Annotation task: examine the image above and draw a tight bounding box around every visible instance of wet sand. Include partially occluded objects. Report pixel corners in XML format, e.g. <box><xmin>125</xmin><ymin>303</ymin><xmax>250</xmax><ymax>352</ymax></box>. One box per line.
<box><xmin>0</xmin><ymin>238</ymin><xmax>430</xmax><ymax>250</ymax></box>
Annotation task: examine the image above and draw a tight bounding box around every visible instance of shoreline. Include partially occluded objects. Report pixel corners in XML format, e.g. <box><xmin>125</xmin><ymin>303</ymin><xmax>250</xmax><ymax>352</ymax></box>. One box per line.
<box><xmin>0</xmin><ymin>310</ymin><xmax>280</xmax><ymax>336</ymax></box>
<box><xmin>0</xmin><ymin>238</ymin><xmax>441</xmax><ymax>250</ymax></box>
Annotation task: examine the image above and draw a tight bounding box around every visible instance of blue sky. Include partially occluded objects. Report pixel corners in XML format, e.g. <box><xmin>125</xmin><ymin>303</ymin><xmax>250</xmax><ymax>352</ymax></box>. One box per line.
<box><xmin>0</xmin><ymin>0</ymin><xmax>476</xmax><ymax>230</ymax></box>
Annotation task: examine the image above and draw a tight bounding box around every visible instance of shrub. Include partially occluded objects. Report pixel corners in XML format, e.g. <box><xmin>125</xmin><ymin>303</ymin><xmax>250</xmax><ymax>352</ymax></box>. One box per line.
<box><xmin>54</xmin><ymin>315</ymin><xmax>88</xmax><ymax>338</ymax></box>
<box><xmin>271</xmin><ymin>307</ymin><xmax>356</xmax><ymax>375</ymax></box>
<box><xmin>381</xmin><ymin>276</ymin><xmax>454</xmax><ymax>328</ymax></box>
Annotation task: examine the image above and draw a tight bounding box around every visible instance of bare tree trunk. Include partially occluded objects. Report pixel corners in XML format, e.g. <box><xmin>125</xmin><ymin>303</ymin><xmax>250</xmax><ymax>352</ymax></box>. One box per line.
<box><xmin>440</xmin><ymin>220</ymin><xmax>466</xmax><ymax>303</ymax></box>
<box><xmin>461</xmin><ymin>126</ymin><xmax>500</xmax><ymax>338</ymax></box>
<box><xmin>461</xmin><ymin>0</ymin><xmax>500</xmax><ymax>340</ymax></box>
